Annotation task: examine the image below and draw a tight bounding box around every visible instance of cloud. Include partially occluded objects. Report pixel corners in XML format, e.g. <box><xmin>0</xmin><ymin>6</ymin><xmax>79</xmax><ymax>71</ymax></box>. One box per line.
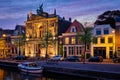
<box><xmin>0</xmin><ymin>0</ymin><xmax>120</xmax><ymax>29</ymax></box>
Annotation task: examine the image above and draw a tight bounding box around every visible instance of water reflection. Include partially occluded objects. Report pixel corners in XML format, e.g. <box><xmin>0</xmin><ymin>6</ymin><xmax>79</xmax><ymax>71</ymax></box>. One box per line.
<box><xmin>0</xmin><ymin>68</ymin><xmax>94</xmax><ymax>80</ymax></box>
<box><xmin>20</xmin><ymin>72</ymin><xmax>43</xmax><ymax>80</ymax></box>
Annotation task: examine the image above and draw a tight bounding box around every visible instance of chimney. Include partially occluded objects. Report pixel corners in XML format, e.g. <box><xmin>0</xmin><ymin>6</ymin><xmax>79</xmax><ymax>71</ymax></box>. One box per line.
<box><xmin>69</xmin><ymin>17</ymin><xmax>71</xmax><ymax>22</ymax></box>
<box><xmin>54</xmin><ymin>9</ymin><xmax>56</xmax><ymax>15</ymax></box>
<box><xmin>63</xmin><ymin>17</ymin><xmax>65</xmax><ymax>20</ymax></box>
<box><xmin>27</xmin><ymin>14</ymin><xmax>29</xmax><ymax>20</ymax></box>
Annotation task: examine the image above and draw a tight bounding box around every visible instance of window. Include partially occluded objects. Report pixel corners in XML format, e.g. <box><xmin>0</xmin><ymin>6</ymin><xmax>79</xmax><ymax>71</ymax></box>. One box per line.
<box><xmin>76</xmin><ymin>47</ymin><xmax>78</xmax><ymax>55</ymax></box>
<box><xmin>96</xmin><ymin>29</ymin><xmax>101</xmax><ymax>35</ymax></box>
<box><xmin>71</xmin><ymin>37</ymin><xmax>76</xmax><ymax>44</ymax></box>
<box><xmin>104</xmin><ymin>28</ymin><xmax>109</xmax><ymax>34</ymax></box>
<box><xmin>117</xmin><ymin>47</ymin><xmax>120</xmax><ymax>56</ymax></box>
<box><xmin>108</xmin><ymin>37</ymin><xmax>113</xmax><ymax>43</ymax></box>
<box><xmin>76</xmin><ymin>47</ymin><xmax>82</xmax><ymax>55</ymax></box>
<box><xmin>39</xmin><ymin>31</ymin><xmax>41</xmax><ymax>37</ymax></box>
<box><xmin>72</xmin><ymin>47</ymin><xmax>74</xmax><ymax>55</ymax></box>
<box><xmin>79</xmin><ymin>47</ymin><xmax>82</xmax><ymax>55</ymax></box>
<box><xmin>69</xmin><ymin>47</ymin><xmax>74</xmax><ymax>55</ymax></box>
<box><xmin>100</xmin><ymin>37</ymin><xmax>105</xmax><ymax>43</ymax></box>
<box><xmin>65</xmin><ymin>37</ymin><xmax>69</xmax><ymax>44</ymax></box>
<box><xmin>71</xmin><ymin>26</ymin><xmax>76</xmax><ymax>32</ymax></box>
<box><xmin>109</xmin><ymin>47</ymin><xmax>113</xmax><ymax>51</ymax></box>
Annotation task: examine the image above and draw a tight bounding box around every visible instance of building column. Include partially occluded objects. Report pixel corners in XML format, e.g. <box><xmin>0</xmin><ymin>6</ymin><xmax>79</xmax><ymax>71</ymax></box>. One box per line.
<box><xmin>106</xmin><ymin>47</ymin><xmax>109</xmax><ymax>59</ymax></box>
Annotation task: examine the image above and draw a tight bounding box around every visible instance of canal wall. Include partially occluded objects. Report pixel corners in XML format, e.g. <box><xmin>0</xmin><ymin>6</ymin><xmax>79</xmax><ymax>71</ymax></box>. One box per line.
<box><xmin>0</xmin><ymin>60</ymin><xmax>120</xmax><ymax>79</ymax></box>
<box><xmin>0</xmin><ymin>60</ymin><xmax>19</xmax><ymax>69</ymax></box>
<box><xmin>43</xmin><ymin>62</ymin><xmax>120</xmax><ymax>80</ymax></box>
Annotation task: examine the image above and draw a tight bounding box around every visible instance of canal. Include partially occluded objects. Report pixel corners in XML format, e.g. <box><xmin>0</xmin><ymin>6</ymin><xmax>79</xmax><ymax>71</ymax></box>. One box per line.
<box><xmin>0</xmin><ymin>68</ymin><xmax>95</xmax><ymax>80</ymax></box>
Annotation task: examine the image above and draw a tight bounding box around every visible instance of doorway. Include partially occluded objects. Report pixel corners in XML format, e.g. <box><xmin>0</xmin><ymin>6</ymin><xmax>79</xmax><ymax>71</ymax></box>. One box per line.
<box><xmin>94</xmin><ymin>47</ymin><xmax>106</xmax><ymax>59</ymax></box>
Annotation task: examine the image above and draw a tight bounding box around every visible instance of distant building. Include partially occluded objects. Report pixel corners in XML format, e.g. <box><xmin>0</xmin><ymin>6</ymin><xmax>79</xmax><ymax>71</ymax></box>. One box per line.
<box><xmin>25</xmin><ymin>4</ymin><xmax>71</xmax><ymax>58</ymax></box>
<box><xmin>0</xmin><ymin>29</ymin><xmax>14</xmax><ymax>58</ymax></box>
<box><xmin>58</xmin><ymin>20</ymin><xmax>86</xmax><ymax>58</ymax></box>
<box><xmin>11</xmin><ymin>25</ymin><xmax>25</xmax><ymax>57</ymax></box>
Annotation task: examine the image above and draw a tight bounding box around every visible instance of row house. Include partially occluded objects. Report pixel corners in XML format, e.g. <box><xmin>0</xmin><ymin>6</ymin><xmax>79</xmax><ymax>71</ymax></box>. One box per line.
<box><xmin>59</xmin><ymin>20</ymin><xmax>88</xmax><ymax>58</ymax></box>
<box><xmin>0</xmin><ymin>25</ymin><xmax>25</xmax><ymax>58</ymax></box>
<box><xmin>91</xmin><ymin>24</ymin><xmax>115</xmax><ymax>59</ymax></box>
<box><xmin>91</xmin><ymin>16</ymin><xmax>120</xmax><ymax>59</ymax></box>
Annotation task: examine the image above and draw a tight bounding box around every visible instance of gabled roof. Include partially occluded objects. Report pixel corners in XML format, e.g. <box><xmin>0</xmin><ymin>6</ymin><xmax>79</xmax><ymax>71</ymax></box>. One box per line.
<box><xmin>65</xmin><ymin>20</ymin><xmax>84</xmax><ymax>33</ymax></box>
<box><xmin>58</xmin><ymin>19</ymin><xmax>71</xmax><ymax>36</ymax></box>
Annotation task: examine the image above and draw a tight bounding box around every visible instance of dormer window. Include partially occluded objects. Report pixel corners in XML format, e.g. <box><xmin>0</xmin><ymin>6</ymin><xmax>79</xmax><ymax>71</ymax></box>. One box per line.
<box><xmin>71</xmin><ymin>26</ymin><xmax>76</xmax><ymax>32</ymax></box>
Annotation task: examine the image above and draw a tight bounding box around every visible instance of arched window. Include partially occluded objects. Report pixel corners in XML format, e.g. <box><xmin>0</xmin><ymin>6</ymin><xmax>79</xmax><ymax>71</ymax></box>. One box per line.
<box><xmin>39</xmin><ymin>26</ymin><xmax>43</xmax><ymax>37</ymax></box>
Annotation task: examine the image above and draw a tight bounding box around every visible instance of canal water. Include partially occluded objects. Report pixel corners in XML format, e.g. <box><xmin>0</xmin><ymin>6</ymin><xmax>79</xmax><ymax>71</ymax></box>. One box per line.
<box><xmin>0</xmin><ymin>68</ymin><xmax>96</xmax><ymax>80</ymax></box>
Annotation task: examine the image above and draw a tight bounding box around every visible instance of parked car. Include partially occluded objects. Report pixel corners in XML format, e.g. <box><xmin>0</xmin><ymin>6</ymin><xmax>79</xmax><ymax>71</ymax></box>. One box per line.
<box><xmin>13</xmin><ymin>55</ymin><xmax>28</xmax><ymax>60</ymax></box>
<box><xmin>49</xmin><ymin>55</ymin><xmax>63</xmax><ymax>61</ymax></box>
<box><xmin>88</xmin><ymin>56</ymin><xmax>103</xmax><ymax>62</ymax></box>
<box><xmin>64</xmin><ymin>56</ymin><xmax>80</xmax><ymax>62</ymax></box>
<box><xmin>113</xmin><ymin>57</ymin><xmax>120</xmax><ymax>63</ymax></box>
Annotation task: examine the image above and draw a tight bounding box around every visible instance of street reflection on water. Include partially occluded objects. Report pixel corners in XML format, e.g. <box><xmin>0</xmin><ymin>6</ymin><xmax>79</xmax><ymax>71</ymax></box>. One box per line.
<box><xmin>0</xmin><ymin>68</ymin><xmax>94</xmax><ymax>80</ymax></box>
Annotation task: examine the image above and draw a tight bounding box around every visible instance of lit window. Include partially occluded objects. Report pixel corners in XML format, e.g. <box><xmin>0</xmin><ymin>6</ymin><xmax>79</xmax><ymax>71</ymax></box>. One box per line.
<box><xmin>76</xmin><ymin>47</ymin><xmax>82</xmax><ymax>55</ymax></box>
<box><xmin>100</xmin><ymin>37</ymin><xmax>105</xmax><ymax>43</ymax></box>
<box><xmin>71</xmin><ymin>37</ymin><xmax>76</xmax><ymax>44</ymax></box>
<box><xmin>104</xmin><ymin>28</ymin><xmax>109</xmax><ymax>34</ymax></box>
<box><xmin>108</xmin><ymin>37</ymin><xmax>113</xmax><ymax>43</ymax></box>
<box><xmin>96</xmin><ymin>29</ymin><xmax>101</xmax><ymax>35</ymax></box>
<box><xmin>65</xmin><ymin>37</ymin><xmax>69</xmax><ymax>44</ymax></box>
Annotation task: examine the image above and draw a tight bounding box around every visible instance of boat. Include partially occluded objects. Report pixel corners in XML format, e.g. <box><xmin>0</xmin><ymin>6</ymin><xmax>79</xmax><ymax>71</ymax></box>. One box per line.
<box><xmin>18</xmin><ymin>62</ymin><xmax>43</xmax><ymax>74</ymax></box>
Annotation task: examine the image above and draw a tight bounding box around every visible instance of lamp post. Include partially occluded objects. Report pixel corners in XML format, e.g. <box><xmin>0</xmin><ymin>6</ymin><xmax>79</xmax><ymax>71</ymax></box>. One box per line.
<box><xmin>45</xmin><ymin>31</ymin><xmax>48</xmax><ymax>62</ymax></box>
<box><xmin>45</xmin><ymin>21</ymin><xmax>48</xmax><ymax>62</ymax></box>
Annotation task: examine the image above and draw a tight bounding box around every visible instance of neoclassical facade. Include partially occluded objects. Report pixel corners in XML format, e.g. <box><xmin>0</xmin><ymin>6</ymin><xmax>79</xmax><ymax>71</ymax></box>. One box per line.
<box><xmin>25</xmin><ymin>11</ymin><xmax>58</xmax><ymax>57</ymax></box>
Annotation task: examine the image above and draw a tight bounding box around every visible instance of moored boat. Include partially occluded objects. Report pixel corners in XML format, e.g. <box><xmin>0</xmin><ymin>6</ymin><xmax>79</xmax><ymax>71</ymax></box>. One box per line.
<box><xmin>18</xmin><ymin>62</ymin><xmax>43</xmax><ymax>74</ymax></box>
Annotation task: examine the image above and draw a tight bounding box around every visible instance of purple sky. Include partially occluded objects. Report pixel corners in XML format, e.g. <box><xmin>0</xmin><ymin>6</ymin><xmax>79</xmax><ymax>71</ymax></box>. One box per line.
<box><xmin>0</xmin><ymin>0</ymin><xmax>120</xmax><ymax>29</ymax></box>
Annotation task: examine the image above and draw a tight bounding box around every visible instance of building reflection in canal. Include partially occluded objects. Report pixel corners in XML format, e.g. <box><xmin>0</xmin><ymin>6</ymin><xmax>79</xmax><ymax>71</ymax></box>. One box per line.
<box><xmin>0</xmin><ymin>68</ymin><xmax>96</xmax><ymax>80</ymax></box>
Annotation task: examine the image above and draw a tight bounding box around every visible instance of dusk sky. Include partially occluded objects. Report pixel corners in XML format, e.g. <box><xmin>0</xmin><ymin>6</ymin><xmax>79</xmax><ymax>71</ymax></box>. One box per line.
<box><xmin>0</xmin><ymin>0</ymin><xmax>120</xmax><ymax>29</ymax></box>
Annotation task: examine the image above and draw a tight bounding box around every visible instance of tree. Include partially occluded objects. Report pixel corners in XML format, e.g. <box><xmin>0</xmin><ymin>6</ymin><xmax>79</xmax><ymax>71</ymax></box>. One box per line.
<box><xmin>77</xmin><ymin>27</ymin><xmax>93</xmax><ymax>63</ymax></box>
<box><xmin>40</xmin><ymin>30</ymin><xmax>54</xmax><ymax>61</ymax></box>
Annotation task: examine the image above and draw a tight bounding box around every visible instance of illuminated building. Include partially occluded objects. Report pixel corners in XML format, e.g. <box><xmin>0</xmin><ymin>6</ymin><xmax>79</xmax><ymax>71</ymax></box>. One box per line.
<box><xmin>91</xmin><ymin>24</ymin><xmax>115</xmax><ymax>59</ymax></box>
<box><xmin>59</xmin><ymin>20</ymin><xmax>86</xmax><ymax>57</ymax></box>
<box><xmin>0</xmin><ymin>29</ymin><xmax>14</xmax><ymax>58</ymax></box>
<box><xmin>115</xmin><ymin>16</ymin><xmax>120</xmax><ymax>57</ymax></box>
<box><xmin>25</xmin><ymin>5</ymin><xmax>71</xmax><ymax>58</ymax></box>
<box><xmin>9</xmin><ymin>25</ymin><xmax>26</xmax><ymax>57</ymax></box>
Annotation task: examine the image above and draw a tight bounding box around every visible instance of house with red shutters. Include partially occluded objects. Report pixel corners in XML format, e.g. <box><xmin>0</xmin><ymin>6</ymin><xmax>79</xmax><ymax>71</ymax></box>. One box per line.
<box><xmin>58</xmin><ymin>20</ymin><xmax>90</xmax><ymax>58</ymax></box>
